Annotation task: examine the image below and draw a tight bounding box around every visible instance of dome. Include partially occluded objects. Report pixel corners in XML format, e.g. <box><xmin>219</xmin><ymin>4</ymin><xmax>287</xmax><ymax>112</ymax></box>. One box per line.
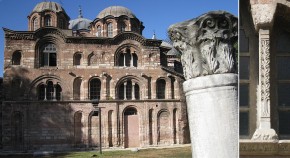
<box><xmin>69</xmin><ymin>18</ymin><xmax>92</xmax><ymax>30</ymax></box>
<box><xmin>97</xmin><ymin>6</ymin><xmax>136</xmax><ymax>19</ymax></box>
<box><xmin>167</xmin><ymin>48</ymin><xmax>181</xmax><ymax>56</ymax></box>
<box><xmin>32</xmin><ymin>2</ymin><xmax>66</xmax><ymax>13</ymax></box>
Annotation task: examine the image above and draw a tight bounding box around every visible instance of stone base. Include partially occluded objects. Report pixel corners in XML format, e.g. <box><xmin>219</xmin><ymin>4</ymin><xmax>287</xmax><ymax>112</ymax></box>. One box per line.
<box><xmin>240</xmin><ymin>140</ymin><xmax>290</xmax><ymax>157</ymax></box>
<box><xmin>183</xmin><ymin>73</ymin><xmax>238</xmax><ymax>158</ymax></box>
<box><xmin>252</xmin><ymin>129</ymin><xmax>278</xmax><ymax>141</ymax></box>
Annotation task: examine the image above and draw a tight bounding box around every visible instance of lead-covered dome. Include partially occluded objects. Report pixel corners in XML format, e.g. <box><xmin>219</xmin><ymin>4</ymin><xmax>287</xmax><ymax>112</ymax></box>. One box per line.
<box><xmin>69</xmin><ymin>18</ymin><xmax>92</xmax><ymax>30</ymax></box>
<box><xmin>97</xmin><ymin>6</ymin><xmax>136</xmax><ymax>19</ymax></box>
<box><xmin>32</xmin><ymin>1</ymin><xmax>66</xmax><ymax>13</ymax></box>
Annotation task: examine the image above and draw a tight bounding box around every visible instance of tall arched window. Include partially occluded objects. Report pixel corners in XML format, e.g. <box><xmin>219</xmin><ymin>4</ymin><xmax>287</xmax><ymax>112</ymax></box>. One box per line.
<box><xmin>107</xmin><ymin>23</ymin><xmax>113</xmax><ymax>37</ymax></box>
<box><xmin>116</xmin><ymin>48</ymin><xmax>138</xmax><ymax>67</ymax></box>
<box><xmin>156</xmin><ymin>79</ymin><xmax>166</xmax><ymax>99</ymax></box>
<box><xmin>40</xmin><ymin>43</ymin><xmax>57</xmax><ymax>67</ymax></box>
<box><xmin>74</xmin><ymin>53</ymin><xmax>82</xmax><ymax>66</ymax></box>
<box><xmin>12</xmin><ymin>51</ymin><xmax>21</xmax><ymax>65</ymax></box>
<box><xmin>96</xmin><ymin>25</ymin><xmax>102</xmax><ymax>37</ymax></box>
<box><xmin>89</xmin><ymin>78</ymin><xmax>101</xmax><ymax>100</ymax></box>
<box><xmin>45</xmin><ymin>15</ymin><xmax>51</xmax><ymax>26</ymax></box>
<box><xmin>73</xmin><ymin>78</ymin><xmax>82</xmax><ymax>100</ymax></box>
<box><xmin>33</xmin><ymin>17</ymin><xmax>39</xmax><ymax>31</ymax></box>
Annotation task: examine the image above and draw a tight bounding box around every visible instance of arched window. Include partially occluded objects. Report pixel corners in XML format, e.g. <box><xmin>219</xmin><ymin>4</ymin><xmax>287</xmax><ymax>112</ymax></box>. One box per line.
<box><xmin>135</xmin><ymin>84</ymin><xmax>140</xmax><ymax>100</ymax></box>
<box><xmin>118</xmin><ymin>80</ymin><xmax>140</xmax><ymax>100</ymax></box>
<box><xmin>74</xmin><ymin>53</ymin><xmax>82</xmax><ymax>66</ymax></box>
<box><xmin>96</xmin><ymin>25</ymin><xmax>102</xmax><ymax>37</ymax></box>
<box><xmin>73</xmin><ymin>78</ymin><xmax>82</xmax><ymax>100</ymax></box>
<box><xmin>12</xmin><ymin>51</ymin><xmax>21</xmax><ymax>65</ymax></box>
<box><xmin>89</xmin><ymin>78</ymin><xmax>101</xmax><ymax>100</ymax></box>
<box><xmin>156</xmin><ymin>79</ymin><xmax>166</xmax><ymax>99</ymax></box>
<box><xmin>45</xmin><ymin>15</ymin><xmax>51</xmax><ymax>26</ymax></box>
<box><xmin>116</xmin><ymin>48</ymin><xmax>138</xmax><ymax>67</ymax></box>
<box><xmin>124</xmin><ymin>107</ymin><xmax>137</xmax><ymax>115</ymax></box>
<box><xmin>37</xmin><ymin>82</ymin><xmax>62</xmax><ymax>101</ymax></box>
<box><xmin>120</xmin><ymin>22</ymin><xmax>126</xmax><ymax>32</ymax></box>
<box><xmin>40</xmin><ymin>43</ymin><xmax>57</xmax><ymax>67</ymax></box>
<box><xmin>107</xmin><ymin>23</ymin><xmax>113</xmax><ymax>37</ymax></box>
<box><xmin>33</xmin><ymin>17</ymin><xmax>39</xmax><ymax>31</ymax></box>
<box><xmin>133</xmin><ymin>53</ymin><xmax>138</xmax><ymax>67</ymax></box>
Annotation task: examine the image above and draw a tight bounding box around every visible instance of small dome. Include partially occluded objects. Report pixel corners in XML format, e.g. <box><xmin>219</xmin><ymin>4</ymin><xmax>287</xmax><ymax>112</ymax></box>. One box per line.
<box><xmin>97</xmin><ymin>6</ymin><xmax>136</xmax><ymax>19</ymax></box>
<box><xmin>69</xmin><ymin>18</ymin><xmax>92</xmax><ymax>30</ymax></box>
<box><xmin>32</xmin><ymin>2</ymin><xmax>66</xmax><ymax>13</ymax></box>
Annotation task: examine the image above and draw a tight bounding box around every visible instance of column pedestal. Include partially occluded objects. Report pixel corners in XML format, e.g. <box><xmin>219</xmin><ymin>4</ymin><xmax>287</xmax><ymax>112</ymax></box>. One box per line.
<box><xmin>183</xmin><ymin>73</ymin><xmax>238</xmax><ymax>158</ymax></box>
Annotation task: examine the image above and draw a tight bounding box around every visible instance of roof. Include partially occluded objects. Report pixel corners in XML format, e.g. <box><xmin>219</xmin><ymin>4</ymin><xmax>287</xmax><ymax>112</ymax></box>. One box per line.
<box><xmin>69</xmin><ymin>18</ymin><xmax>92</xmax><ymax>30</ymax></box>
<box><xmin>160</xmin><ymin>41</ymin><xmax>181</xmax><ymax>56</ymax></box>
<box><xmin>97</xmin><ymin>6</ymin><xmax>136</xmax><ymax>19</ymax></box>
<box><xmin>32</xmin><ymin>1</ymin><xmax>66</xmax><ymax>13</ymax></box>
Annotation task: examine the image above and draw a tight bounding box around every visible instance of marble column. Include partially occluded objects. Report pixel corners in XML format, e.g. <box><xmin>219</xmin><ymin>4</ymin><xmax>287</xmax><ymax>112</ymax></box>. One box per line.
<box><xmin>250</xmin><ymin>3</ymin><xmax>278</xmax><ymax>141</ymax></box>
<box><xmin>124</xmin><ymin>82</ymin><xmax>127</xmax><ymax>100</ymax></box>
<box><xmin>44</xmin><ymin>85</ymin><xmax>47</xmax><ymax>101</ymax></box>
<box><xmin>53</xmin><ymin>85</ymin><xmax>57</xmax><ymax>101</ymax></box>
<box><xmin>132</xmin><ymin>82</ymin><xmax>135</xmax><ymax>100</ymax></box>
<box><xmin>251</xmin><ymin>29</ymin><xmax>277</xmax><ymax>140</ymax></box>
<box><xmin>169</xmin><ymin>11</ymin><xmax>238</xmax><ymax>158</ymax></box>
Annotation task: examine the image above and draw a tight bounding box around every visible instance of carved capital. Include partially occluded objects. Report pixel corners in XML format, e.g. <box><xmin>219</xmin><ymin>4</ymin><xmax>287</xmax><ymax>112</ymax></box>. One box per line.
<box><xmin>168</xmin><ymin>11</ymin><xmax>238</xmax><ymax>80</ymax></box>
<box><xmin>251</xmin><ymin>4</ymin><xmax>277</xmax><ymax>30</ymax></box>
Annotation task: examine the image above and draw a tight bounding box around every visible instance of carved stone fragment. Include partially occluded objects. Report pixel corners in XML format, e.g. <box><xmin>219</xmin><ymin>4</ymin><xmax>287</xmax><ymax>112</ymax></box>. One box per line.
<box><xmin>168</xmin><ymin>11</ymin><xmax>238</xmax><ymax>80</ymax></box>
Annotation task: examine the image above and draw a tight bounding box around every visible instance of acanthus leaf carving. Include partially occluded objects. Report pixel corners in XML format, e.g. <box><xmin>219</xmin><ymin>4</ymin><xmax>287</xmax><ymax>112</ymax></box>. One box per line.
<box><xmin>168</xmin><ymin>11</ymin><xmax>238</xmax><ymax>80</ymax></box>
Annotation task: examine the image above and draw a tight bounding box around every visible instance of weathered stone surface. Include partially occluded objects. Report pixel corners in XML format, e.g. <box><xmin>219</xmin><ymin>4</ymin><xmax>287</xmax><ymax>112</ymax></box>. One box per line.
<box><xmin>168</xmin><ymin>11</ymin><xmax>238</xmax><ymax>80</ymax></box>
<box><xmin>169</xmin><ymin>11</ymin><xmax>238</xmax><ymax>158</ymax></box>
<box><xmin>183</xmin><ymin>74</ymin><xmax>238</xmax><ymax>158</ymax></box>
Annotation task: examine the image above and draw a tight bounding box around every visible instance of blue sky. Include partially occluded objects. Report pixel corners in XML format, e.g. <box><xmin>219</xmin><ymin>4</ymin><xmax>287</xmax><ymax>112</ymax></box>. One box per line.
<box><xmin>0</xmin><ymin>0</ymin><xmax>238</xmax><ymax>77</ymax></box>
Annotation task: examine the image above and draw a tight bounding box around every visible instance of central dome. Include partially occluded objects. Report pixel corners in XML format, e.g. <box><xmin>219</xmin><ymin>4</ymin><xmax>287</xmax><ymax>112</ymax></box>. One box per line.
<box><xmin>97</xmin><ymin>6</ymin><xmax>136</xmax><ymax>19</ymax></box>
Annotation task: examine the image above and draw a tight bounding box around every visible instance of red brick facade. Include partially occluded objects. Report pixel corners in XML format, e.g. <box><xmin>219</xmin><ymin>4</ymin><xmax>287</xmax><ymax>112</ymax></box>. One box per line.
<box><xmin>1</xmin><ymin>3</ymin><xmax>189</xmax><ymax>151</ymax></box>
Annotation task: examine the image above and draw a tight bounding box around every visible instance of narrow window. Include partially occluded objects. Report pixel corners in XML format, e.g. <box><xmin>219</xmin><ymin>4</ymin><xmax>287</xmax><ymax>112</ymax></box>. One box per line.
<box><xmin>90</xmin><ymin>78</ymin><xmax>101</xmax><ymax>100</ymax></box>
<box><xmin>120</xmin><ymin>22</ymin><xmax>126</xmax><ymax>32</ymax></box>
<box><xmin>135</xmin><ymin>84</ymin><xmax>140</xmax><ymax>100</ymax></box>
<box><xmin>133</xmin><ymin>53</ymin><xmax>138</xmax><ymax>67</ymax></box>
<box><xmin>96</xmin><ymin>25</ymin><xmax>102</xmax><ymax>37</ymax></box>
<box><xmin>40</xmin><ymin>43</ymin><xmax>57</xmax><ymax>67</ymax></box>
<box><xmin>107</xmin><ymin>23</ymin><xmax>113</xmax><ymax>37</ymax></box>
<box><xmin>55</xmin><ymin>84</ymin><xmax>62</xmax><ymax>100</ymax></box>
<box><xmin>74</xmin><ymin>53</ymin><xmax>82</xmax><ymax>66</ymax></box>
<box><xmin>126</xmin><ymin>80</ymin><xmax>132</xmax><ymax>100</ymax></box>
<box><xmin>38</xmin><ymin>84</ymin><xmax>45</xmax><ymax>100</ymax></box>
<box><xmin>12</xmin><ymin>51</ymin><xmax>21</xmax><ymax>65</ymax></box>
<box><xmin>157</xmin><ymin>79</ymin><xmax>166</xmax><ymax>99</ymax></box>
<box><xmin>46</xmin><ymin>81</ymin><xmax>54</xmax><ymax>100</ymax></box>
<box><xmin>33</xmin><ymin>17</ymin><xmax>39</xmax><ymax>31</ymax></box>
<box><xmin>45</xmin><ymin>15</ymin><xmax>51</xmax><ymax>26</ymax></box>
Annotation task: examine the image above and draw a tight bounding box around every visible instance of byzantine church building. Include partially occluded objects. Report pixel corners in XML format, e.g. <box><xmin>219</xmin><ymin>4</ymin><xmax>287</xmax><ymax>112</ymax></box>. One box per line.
<box><xmin>1</xmin><ymin>1</ymin><xmax>189</xmax><ymax>150</ymax></box>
